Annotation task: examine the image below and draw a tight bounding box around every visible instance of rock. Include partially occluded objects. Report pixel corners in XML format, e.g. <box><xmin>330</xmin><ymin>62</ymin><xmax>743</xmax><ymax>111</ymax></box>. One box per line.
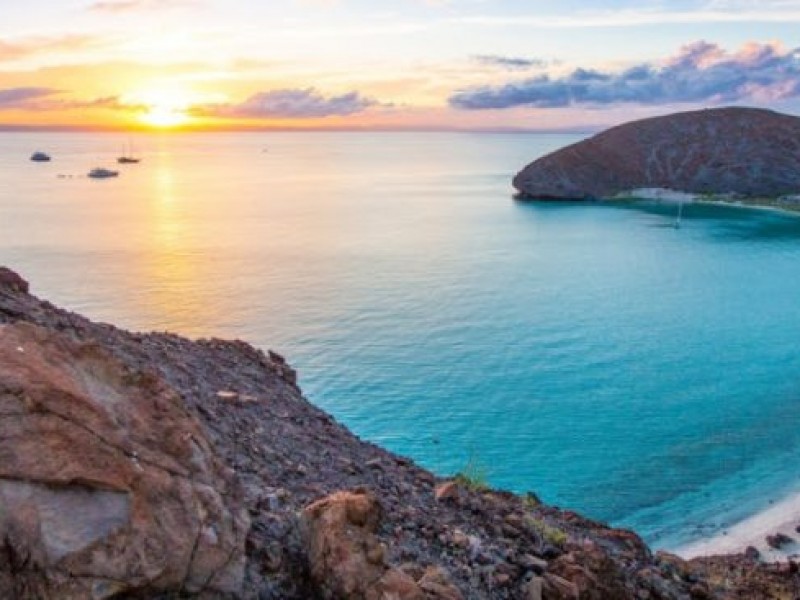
<box><xmin>376</xmin><ymin>569</ymin><xmax>425</xmax><ymax>600</ymax></box>
<box><xmin>300</xmin><ymin>489</ymin><xmax>387</xmax><ymax>598</ymax></box>
<box><xmin>524</xmin><ymin>575</ymin><xmax>544</xmax><ymax>600</ymax></box>
<box><xmin>435</xmin><ymin>480</ymin><xmax>460</xmax><ymax>501</ymax></box>
<box><xmin>689</xmin><ymin>582</ymin><xmax>711</xmax><ymax>599</ymax></box>
<box><xmin>417</xmin><ymin>566</ymin><xmax>464</xmax><ymax>600</ymax></box>
<box><xmin>300</xmin><ymin>489</ymin><xmax>459</xmax><ymax>599</ymax></box>
<box><xmin>0</xmin><ymin>321</ymin><xmax>249</xmax><ymax>598</ymax></box>
<box><xmin>544</xmin><ymin>572</ymin><xmax>580</xmax><ymax>599</ymax></box>
<box><xmin>468</xmin><ymin>535</ymin><xmax>483</xmax><ymax>560</ymax></box>
<box><xmin>766</xmin><ymin>533</ymin><xmax>794</xmax><ymax>549</ymax></box>
<box><xmin>744</xmin><ymin>545</ymin><xmax>761</xmax><ymax>560</ymax></box>
<box><xmin>549</xmin><ymin>547</ymin><xmax>638</xmax><ymax>598</ymax></box>
<box><xmin>268</xmin><ymin>349</ymin><xmax>286</xmax><ymax>364</ymax></box>
<box><xmin>541</xmin><ymin>544</ymin><xmax>562</xmax><ymax>560</ymax></box>
<box><xmin>451</xmin><ymin>528</ymin><xmax>470</xmax><ymax>548</ymax></box>
<box><xmin>265</xmin><ymin>493</ymin><xmax>281</xmax><ymax>511</ymax></box>
<box><xmin>519</xmin><ymin>553</ymin><xmax>548</xmax><ymax>574</ymax></box>
<box><xmin>0</xmin><ymin>268</ymin><xmax>28</xmax><ymax>294</ymax></box>
<box><xmin>655</xmin><ymin>550</ymin><xmax>693</xmax><ymax>581</ymax></box>
<box><xmin>513</xmin><ymin>107</ymin><xmax>800</xmax><ymax>200</ymax></box>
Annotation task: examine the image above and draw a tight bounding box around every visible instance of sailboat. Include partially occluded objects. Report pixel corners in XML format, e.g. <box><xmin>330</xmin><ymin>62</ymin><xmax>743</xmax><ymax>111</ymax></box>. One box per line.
<box><xmin>117</xmin><ymin>140</ymin><xmax>141</xmax><ymax>164</ymax></box>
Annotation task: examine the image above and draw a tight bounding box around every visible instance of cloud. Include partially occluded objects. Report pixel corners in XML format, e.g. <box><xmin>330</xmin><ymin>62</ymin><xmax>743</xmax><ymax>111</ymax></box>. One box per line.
<box><xmin>88</xmin><ymin>0</ymin><xmax>200</xmax><ymax>12</ymax></box>
<box><xmin>449</xmin><ymin>41</ymin><xmax>800</xmax><ymax>109</ymax></box>
<box><xmin>0</xmin><ymin>88</ymin><xmax>62</xmax><ymax>108</ymax></box>
<box><xmin>33</xmin><ymin>96</ymin><xmax>148</xmax><ymax>112</ymax></box>
<box><xmin>451</xmin><ymin>3</ymin><xmax>800</xmax><ymax>28</ymax></box>
<box><xmin>0</xmin><ymin>88</ymin><xmax>147</xmax><ymax>113</ymax></box>
<box><xmin>194</xmin><ymin>88</ymin><xmax>377</xmax><ymax>118</ymax></box>
<box><xmin>0</xmin><ymin>35</ymin><xmax>101</xmax><ymax>63</ymax></box>
<box><xmin>472</xmin><ymin>55</ymin><xmax>548</xmax><ymax>70</ymax></box>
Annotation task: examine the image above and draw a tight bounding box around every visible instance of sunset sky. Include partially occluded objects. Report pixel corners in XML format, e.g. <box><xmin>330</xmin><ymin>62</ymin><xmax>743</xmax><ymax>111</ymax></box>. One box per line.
<box><xmin>2</xmin><ymin>0</ymin><xmax>800</xmax><ymax>130</ymax></box>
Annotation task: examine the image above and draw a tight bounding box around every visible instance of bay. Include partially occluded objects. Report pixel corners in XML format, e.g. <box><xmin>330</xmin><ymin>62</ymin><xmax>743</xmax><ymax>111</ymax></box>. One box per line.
<box><xmin>2</xmin><ymin>130</ymin><xmax>800</xmax><ymax>550</ymax></box>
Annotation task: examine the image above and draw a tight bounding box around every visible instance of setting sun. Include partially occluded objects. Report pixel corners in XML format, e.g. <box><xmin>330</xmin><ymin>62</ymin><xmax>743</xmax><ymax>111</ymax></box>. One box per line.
<box><xmin>129</xmin><ymin>88</ymin><xmax>195</xmax><ymax>128</ymax></box>
<box><xmin>142</xmin><ymin>105</ymin><xmax>189</xmax><ymax>128</ymax></box>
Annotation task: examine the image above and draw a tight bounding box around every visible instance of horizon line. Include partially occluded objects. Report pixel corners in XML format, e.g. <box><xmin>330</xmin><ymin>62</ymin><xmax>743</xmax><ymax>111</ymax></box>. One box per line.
<box><xmin>0</xmin><ymin>123</ymin><xmax>600</xmax><ymax>135</ymax></box>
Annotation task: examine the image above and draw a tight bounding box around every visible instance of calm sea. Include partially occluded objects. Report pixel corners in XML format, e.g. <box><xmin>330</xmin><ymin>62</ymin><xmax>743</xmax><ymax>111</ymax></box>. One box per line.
<box><xmin>3</xmin><ymin>131</ymin><xmax>800</xmax><ymax>550</ymax></box>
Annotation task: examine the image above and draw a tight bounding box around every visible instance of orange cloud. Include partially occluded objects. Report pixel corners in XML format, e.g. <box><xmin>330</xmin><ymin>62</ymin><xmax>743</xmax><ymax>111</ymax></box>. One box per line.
<box><xmin>0</xmin><ymin>35</ymin><xmax>103</xmax><ymax>63</ymax></box>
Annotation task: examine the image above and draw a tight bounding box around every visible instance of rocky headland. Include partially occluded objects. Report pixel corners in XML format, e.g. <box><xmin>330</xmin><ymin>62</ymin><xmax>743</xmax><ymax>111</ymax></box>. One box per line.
<box><xmin>513</xmin><ymin>107</ymin><xmax>800</xmax><ymax>203</ymax></box>
<box><xmin>1</xmin><ymin>266</ymin><xmax>799</xmax><ymax>599</ymax></box>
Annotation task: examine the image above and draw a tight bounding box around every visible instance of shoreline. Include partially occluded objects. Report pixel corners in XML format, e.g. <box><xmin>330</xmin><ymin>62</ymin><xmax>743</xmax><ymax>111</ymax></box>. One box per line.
<box><xmin>614</xmin><ymin>187</ymin><xmax>800</xmax><ymax>217</ymax></box>
<box><xmin>4</xmin><ymin>265</ymin><xmax>800</xmax><ymax>596</ymax></box>
<box><xmin>692</xmin><ymin>197</ymin><xmax>800</xmax><ymax>217</ymax></box>
<box><xmin>676</xmin><ymin>489</ymin><xmax>800</xmax><ymax>562</ymax></box>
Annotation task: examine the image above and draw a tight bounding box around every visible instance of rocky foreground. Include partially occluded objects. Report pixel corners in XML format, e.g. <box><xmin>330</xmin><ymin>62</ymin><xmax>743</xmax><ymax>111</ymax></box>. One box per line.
<box><xmin>1</xmin><ymin>267</ymin><xmax>799</xmax><ymax>599</ymax></box>
<box><xmin>513</xmin><ymin>107</ymin><xmax>800</xmax><ymax>201</ymax></box>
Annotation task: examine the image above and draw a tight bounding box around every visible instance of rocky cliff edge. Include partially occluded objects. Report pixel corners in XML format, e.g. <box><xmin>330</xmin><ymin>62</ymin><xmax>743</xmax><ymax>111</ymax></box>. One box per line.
<box><xmin>0</xmin><ymin>266</ymin><xmax>797</xmax><ymax>599</ymax></box>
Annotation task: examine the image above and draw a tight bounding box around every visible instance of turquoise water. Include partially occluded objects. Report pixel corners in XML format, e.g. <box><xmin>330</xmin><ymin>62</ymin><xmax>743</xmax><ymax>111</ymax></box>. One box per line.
<box><xmin>2</xmin><ymin>131</ymin><xmax>800</xmax><ymax>550</ymax></box>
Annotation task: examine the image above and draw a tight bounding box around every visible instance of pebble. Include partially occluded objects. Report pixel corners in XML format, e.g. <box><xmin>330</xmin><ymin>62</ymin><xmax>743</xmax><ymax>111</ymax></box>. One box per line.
<box><xmin>519</xmin><ymin>553</ymin><xmax>548</xmax><ymax>574</ymax></box>
<box><xmin>524</xmin><ymin>575</ymin><xmax>543</xmax><ymax>600</ymax></box>
<box><xmin>435</xmin><ymin>481</ymin><xmax>459</xmax><ymax>502</ymax></box>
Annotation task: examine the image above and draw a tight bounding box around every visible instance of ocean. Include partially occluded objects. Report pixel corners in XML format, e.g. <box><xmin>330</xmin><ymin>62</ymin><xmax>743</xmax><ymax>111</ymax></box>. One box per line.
<box><xmin>2</xmin><ymin>130</ymin><xmax>800</xmax><ymax>552</ymax></box>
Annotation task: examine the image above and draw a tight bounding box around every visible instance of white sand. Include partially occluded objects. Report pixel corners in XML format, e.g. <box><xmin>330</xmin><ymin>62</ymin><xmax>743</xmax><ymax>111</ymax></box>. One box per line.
<box><xmin>616</xmin><ymin>187</ymin><xmax>697</xmax><ymax>202</ymax></box>
<box><xmin>613</xmin><ymin>187</ymin><xmax>800</xmax><ymax>217</ymax></box>
<box><xmin>676</xmin><ymin>491</ymin><xmax>800</xmax><ymax>561</ymax></box>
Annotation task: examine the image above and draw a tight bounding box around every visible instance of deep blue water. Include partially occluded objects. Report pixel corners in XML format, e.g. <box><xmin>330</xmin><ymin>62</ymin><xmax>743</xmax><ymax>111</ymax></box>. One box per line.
<box><xmin>2</xmin><ymin>131</ymin><xmax>800</xmax><ymax>550</ymax></box>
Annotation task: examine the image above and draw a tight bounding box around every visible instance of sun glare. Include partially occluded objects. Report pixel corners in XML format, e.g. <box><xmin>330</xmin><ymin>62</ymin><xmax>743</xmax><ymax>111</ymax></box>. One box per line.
<box><xmin>130</xmin><ymin>88</ymin><xmax>194</xmax><ymax>129</ymax></box>
<box><xmin>142</xmin><ymin>106</ymin><xmax>189</xmax><ymax>128</ymax></box>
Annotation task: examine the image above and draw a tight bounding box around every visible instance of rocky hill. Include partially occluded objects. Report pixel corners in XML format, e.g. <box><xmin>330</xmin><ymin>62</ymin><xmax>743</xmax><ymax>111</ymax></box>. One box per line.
<box><xmin>513</xmin><ymin>107</ymin><xmax>800</xmax><ymax>200</ymax></box>
<box><xmin>1</xmin><ymin>266</ymin><xmax>798</xmax><ymax>599</ymax></box>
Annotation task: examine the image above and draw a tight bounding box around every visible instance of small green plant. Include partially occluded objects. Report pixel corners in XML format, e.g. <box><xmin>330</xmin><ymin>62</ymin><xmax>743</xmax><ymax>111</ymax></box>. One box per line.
<box><xmin>522</xmin><ymin>491</ymin><xmax>540</xmax><ymax>509</ymax></box>
<box><xmin>454</xmin><ymin>452</ymin><xmax>489</xmax><ymax>492</ymax></box>
<box><xmin>526</xmin><ymin>516</ymin><xmax>568</xmax><ymax>546</ymax></box>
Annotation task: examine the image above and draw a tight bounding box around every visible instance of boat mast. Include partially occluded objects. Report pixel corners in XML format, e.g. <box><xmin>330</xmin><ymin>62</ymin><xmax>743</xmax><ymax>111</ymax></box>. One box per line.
<box><xmin>674</xmin><ymin>200</ymin><xmax>684</xmax><ymax>229</ymax></box>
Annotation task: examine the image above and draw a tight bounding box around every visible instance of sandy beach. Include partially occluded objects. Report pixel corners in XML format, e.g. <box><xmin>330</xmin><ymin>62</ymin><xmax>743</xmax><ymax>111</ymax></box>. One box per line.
<box><xmin>677</xmin><ymin>491</ymin><xmax>800</xmax><ymax>562</ymax></box>
<box><xmin>616</xmin><ymin>187</ymin><xmax>800</xmax><ymax>216</ymax></box>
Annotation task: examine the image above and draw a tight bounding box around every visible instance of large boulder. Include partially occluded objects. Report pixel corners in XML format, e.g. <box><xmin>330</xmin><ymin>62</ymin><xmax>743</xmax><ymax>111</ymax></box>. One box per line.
<box><xmin>300</xmin><ymin>489</ymin><xmax>462</xmax><ymax>600</ymax></box>
<box><xmin>0</xmin><ymin>321</ymin><xmax>249</xmax><ymax>598</ymax></box>
<box><xmin>513</xmin><ymin>107</ymin><xmax>800</xmax><ymax>199</ymax></box>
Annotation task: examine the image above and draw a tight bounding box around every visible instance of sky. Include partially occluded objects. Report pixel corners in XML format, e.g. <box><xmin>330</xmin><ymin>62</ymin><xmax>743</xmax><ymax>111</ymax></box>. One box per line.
<box><xmin>1</xmin><ymin>0</ymin><xmax>799</xmax><ymax>130</ymax></box>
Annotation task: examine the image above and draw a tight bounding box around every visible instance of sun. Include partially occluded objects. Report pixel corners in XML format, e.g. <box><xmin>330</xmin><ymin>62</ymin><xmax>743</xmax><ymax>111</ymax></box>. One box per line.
<box><xmin>129</xmin><ymin>88</ymin><xmax>194</xmax><ymax>129</ymax></box>
<box><xmin>139</xmin><ymin>106</ymin><xmax>190</xmax><ymax>128</ymax></box>
<box><xmin>142</xmin><ymin>105</ymin><xmax>189</xmax><ymax>128</ymax></box>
